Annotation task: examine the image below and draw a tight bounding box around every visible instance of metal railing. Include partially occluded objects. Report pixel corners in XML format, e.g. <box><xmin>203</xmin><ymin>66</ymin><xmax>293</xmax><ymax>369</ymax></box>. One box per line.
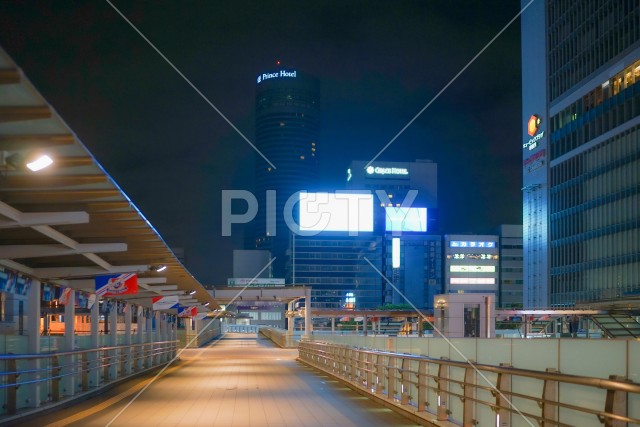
<box><xmin>298</xmin><ymin>341</ymin><xmax>640</xmax><ymax>427</ymax></box>
<box><xmin>0</xmin><ymin>340</ymin><xmax>178</xmax><ymax>417</ymax></box>
<box><xmin>259</xmin><ymin>328</ymin><xmax>298</xmax><ymax>348</ymax></box>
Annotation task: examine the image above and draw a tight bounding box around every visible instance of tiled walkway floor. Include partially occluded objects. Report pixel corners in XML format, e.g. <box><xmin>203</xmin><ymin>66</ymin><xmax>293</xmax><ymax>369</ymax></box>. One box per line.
<box><xmin>17</xmin><ymin>334</ymin><xmax>419</xmax><ymax>427</ymax></box>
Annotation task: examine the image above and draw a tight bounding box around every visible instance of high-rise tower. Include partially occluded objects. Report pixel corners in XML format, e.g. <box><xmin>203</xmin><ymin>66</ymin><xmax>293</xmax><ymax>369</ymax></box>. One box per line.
<box><xmin>254</xmin><ymin>68</ymin><xmax>320</xmax><ymax>278</ymax></box>
<box><xmin>521</xmin><ymin>0</ymin><xmax>640</xmax><ymax>307</ymax></box>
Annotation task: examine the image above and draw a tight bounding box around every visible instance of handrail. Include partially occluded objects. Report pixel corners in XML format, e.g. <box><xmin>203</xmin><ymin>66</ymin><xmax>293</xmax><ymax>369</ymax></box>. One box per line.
<box><xmin>0</xmin><ymin>340</ymin><xmax>179</xmax><ymax>417</ymax></box>
<box><xmin>305</xmin><ymin>344</ymin><xmax>640</xmax><ymax>394</ymax></box>
<box><xmin>298</xmin><ymin>341</ymin><xmax>640</xmax><ymax>426</ymax></box>
<box><xmin>0</xmin><ymin>340</ymin><xmax>179</xmax><ymax>360</ymax></box>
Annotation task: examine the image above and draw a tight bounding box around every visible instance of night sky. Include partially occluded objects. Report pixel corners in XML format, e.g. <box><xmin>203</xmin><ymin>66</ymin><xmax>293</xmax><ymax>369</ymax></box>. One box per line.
<box><xmin>0</xmin><ymin>1</ymin><xmax>523</xmax><ymax>284</ymax></box>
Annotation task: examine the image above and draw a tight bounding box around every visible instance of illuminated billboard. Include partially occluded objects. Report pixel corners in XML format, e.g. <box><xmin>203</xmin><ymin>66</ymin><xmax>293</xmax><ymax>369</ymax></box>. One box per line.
<box><xmin>450</xmin><ymin>266</ymin><xmax>496</xmax><ymax>273</ymax></box>
<box><xmin>449</xmin><ymin>241</ymin><xmax>496</xmax><ymax>248</ymax></box>
<box><xmin>385</xmin><ymin>207</ymin><xmax>427</xmax><ymax>232</ymax></box>
<box><xmin>450</xmin><ymin>278</ymin><xmax>496</xmax><ymax>285</ymax></box>
<box><xmin>299</xmin><ymin>192</ymin><xmax>373</xmax><ymax>232</ymax></box>
<box><xmin>448</xmin><ymin>253</ymin><xmax>498</xmax><ymax>260</ymax></box>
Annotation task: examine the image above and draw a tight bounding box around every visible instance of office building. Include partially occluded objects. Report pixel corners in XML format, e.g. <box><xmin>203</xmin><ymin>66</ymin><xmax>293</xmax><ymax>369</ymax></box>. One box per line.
<box><xmin>521</xmin><ymin>0</ymin><xmax>640</xmax><ymax>306</ymax></box>
<box><xmin>254</xmin><ymin>67</ymin><xmax>320</xmax><ymax>278</ymax></box>
<box><xmin>288</xmin><ymin>158</ymin><xmax>440</xmax><ymax>310</ymax></box>
<box><xmin>497</xmin><ymin>225</ymin><xmax>524</xmax><ymax>308</ymax></box>
<box><xmin>444</xmin><ymin>234</ymin><xmax>499</xmax><ymax>295</ymax></box>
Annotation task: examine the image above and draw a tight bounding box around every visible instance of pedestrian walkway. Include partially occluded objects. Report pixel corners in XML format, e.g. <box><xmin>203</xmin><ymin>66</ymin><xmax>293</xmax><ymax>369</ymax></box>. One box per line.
<box><xmin>13</xmin><ymin>333</ymin><xmax>419</xmax><ymax>427</ymax></box>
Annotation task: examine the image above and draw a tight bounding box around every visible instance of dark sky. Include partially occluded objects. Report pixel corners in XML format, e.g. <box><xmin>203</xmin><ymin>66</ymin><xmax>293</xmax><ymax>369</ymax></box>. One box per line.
<box><xmin>0</xmin><ymin>1</ymin><xmax>523</xmax><ymax>284</ymax></box>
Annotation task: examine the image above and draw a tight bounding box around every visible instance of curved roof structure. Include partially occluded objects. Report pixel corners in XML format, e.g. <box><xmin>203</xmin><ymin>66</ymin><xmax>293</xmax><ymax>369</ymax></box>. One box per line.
<box><xmin>0</xmin><ymin>47</ymin><xmax>218</xmax><ymax>310</ymax></box>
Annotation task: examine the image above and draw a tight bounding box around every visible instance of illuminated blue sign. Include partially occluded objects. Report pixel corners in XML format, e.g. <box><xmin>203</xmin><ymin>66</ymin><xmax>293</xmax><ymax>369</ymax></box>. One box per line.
<box><xmin>257</xmin><ymin>70</ymin><xmax>297</xmax><ymax>84</ymax></box>
<box><xmin>385</xmin><ymin>207</ymin><xmax>427</xmax><ymax>232</ymax></box>
<box><xmin>449</xmin><ymin>241</ymin><xmax>496</xmax><ymax>248</ymax></box>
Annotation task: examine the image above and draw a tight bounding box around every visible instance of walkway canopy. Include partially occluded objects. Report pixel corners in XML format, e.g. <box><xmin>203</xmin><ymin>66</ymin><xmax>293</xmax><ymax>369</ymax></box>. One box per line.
<box><xmin>0</xmin><ymin>47</ymin><xmax>218</xmax><ymax>310</ymax></box>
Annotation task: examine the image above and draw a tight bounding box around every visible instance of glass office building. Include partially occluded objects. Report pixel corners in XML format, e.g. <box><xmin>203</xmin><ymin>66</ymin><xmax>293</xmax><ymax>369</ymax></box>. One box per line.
<box><xmin>521</xmin><ymin>0</ymin><xmax>640</xmax><ymax>306</ymax></box>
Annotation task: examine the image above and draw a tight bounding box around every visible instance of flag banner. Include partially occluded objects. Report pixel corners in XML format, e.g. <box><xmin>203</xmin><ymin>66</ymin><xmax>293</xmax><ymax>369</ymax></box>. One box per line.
<box><xmin>95</xmin><ymin>273</ymin><xmax>138</xmax><ymax>297</ymax></box>
<box><xmin>76</xmin><ymin>291</ymin><xmax>87</xmax><ymax>308</ymax></box>
<box><xmin>178</xmin><ymin>306</ymin><xmax>198</xmax><ymax>318</ymax></box>
<box><xmin>87</xmin><ymin>293</ymin><xmax>97</xmax><ymax>309</ymax></box>
<box><xmin>42</xmin><ymin>284</ymin><xmax>53</xmax><ymax>302</ymax></box>
<box><xmin>59</xmin><ymin>287</ymin><xmax>73</xmax><ymax>305</ymax></box>
<box><xmin>0</xmin><ymin>270</ymin><xmax>17</xmax><ymax>293</ymax></box>
<box><xmin>152</xmin><ymin>295</ymin><xmax>179</xmax><ymax>311</ymax></box>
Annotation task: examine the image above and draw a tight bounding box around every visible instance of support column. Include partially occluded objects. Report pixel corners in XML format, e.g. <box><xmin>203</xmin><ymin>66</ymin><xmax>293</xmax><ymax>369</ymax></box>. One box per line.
<box><xmin>154</xmin><ymin>312</ymin><xmax>161</xmax><ymax>363</ymax></box>
<box><xmin>363</xmin><ymin>315</ymin><xmax>368</xmax><ymax>336</ymax></box>
<box><xmin>287</xmin><ymin>301</ymin><xmax>294</xmax><ymax>335</ymax></box>
<box><xmin>124</xmin><ymin>304</ymin><xmax>132</xmax><ymax>374</ymax></box>
<box><xmin>418</xmin><ymin>317</ymin><xmax>424</xmax><ymax>337</ymax></box>
<box><xmin>26</xmin><ymin>278</ymin><xmax>41</xmax><ymax>409</ymax></box>
<box><xmin>146</xmin><ymin>311</ymin><xmax>153</xmax><ymax>367</ymax></box>
<box><xmin>63</xmin><ymin>290</ymin><xmax>76</xmax><ymax>396</ymax></box>
<box><xmin>331</xmin><ymin>317</ymin><xmax>335</xmax><ymax>335</ymax></box>
<box><xmin>304</xmin><ymin>287</ymin><xmax>312</xmax><ymax>338</ymax></box>
<box><xmin>90</xmin><ymin>297</ymin><xmax>99</xmax><ymax>387</ymax></box>
<box><xmin>109</xmin><ymin>302</ymin><xmax>118</xmax><ymax>380</ymax></box>
<box><xmin>136</xmin><ymin>306</ymin><xmax>144</xmax><ymax>370</ymax></box>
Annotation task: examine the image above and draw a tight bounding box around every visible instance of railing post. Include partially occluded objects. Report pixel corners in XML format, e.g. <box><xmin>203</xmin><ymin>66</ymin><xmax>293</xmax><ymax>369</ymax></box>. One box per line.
<box><xmin>436</xmin><ymin>359</ymin><xmax>450</xmax><ymax>421</ymax></box>
<box><xmin>462</xmin><ymin>365</ymin><xmax>476</xmax><ymax>426</ymax></box>
<box><xmin>376</xmin><ymin>353</ymin><xmax>385</xmax><ymax>396</ymax></box>
<box><xmin>418</xmin><ymin>360</ymin><xmax>427</xmax><ymax>412</ymax></box>
<box><xmin>102</xmin><ymin>350</ymin><xmax>110</xmax><ymax>383</ymax></box>
<box><xmin>81</xmin><ymin>352</ymin><xmax>89</xmax><ymax>391</ymax></box>
<box><xmin>604</xmin><ymin>375</ymin><xmax>628</xmax><ymax>427</ymax></box>
<box><xmin>541</xmin><ymin>368</ymin><xmax>559</xmax><ymax>425</ymax></box>
<box><xmin>366</xmin><ymin>352</ymin><xmax>375</xmax><ymax>391</ymax></box>
<box><xmin>7</xmin><ymin>358</ymin><xmax>18</xmax><ymax>415</ymax></box>
<box><xmin>388</xmin><ymin>356</ymin><xmax>398</xmax><ymax>402</ymax></box>
<box><xmin>51</xmin><ymin>355</ymin><xmax>61</xmax><ymax>402</ymax></box>
<box><xmin>400</xmin><ymin>358</ymin><xmax>411</xmax><ymax>405</ymax></box>
<box><xmin>495</xmin><ymin>364</ymin><xmax>512</xmax><ymax>427</ymax></box>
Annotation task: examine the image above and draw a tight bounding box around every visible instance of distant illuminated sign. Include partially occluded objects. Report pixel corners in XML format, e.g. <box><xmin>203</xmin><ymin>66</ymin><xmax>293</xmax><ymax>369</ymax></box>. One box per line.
<box><xmin>450</xmin><ymin>277</ymin><xmax>496</xmax><ymax>285</ymax></box>
<box><xmin>524</xmin><ymin>149</ymin><xmax>545</xmax><ymax>173</ymax></box>
<box><xmin>385</xmin><ymin>207</ymin><xmax>427</xmax><ymax>232</ymax></box>
<box><xmin>227</xmin><ymin>278</ymin><xmax>285</xmax><ymax>287</ymax></box>
<box><xmin>527</xmin><ymin>115</ymin><xmax>541</xmax><ymax>136</ymax></box>
<box><xmin>299</xmin><ymin>192</ymin><xmax>373</xmax><ymax>232</ymax></box>
<box><xmin>257</xmin><ymin>69</ymin><xmax>297</xmax><ymax>84</ymax></box>
<box><xmin>450</xmin><ymin>265</ymin><xmax>496</xmax><ymax>273</ymax></box>
<box><xmin>345</xmin><ymin>292</ymin><xmax>356</xmax><ymax>310</ymax></box>
<box><xmin>392</xmin><ymin>237</ymin><xmax>400</xmax><ymax>268</ymax></box>
<box><xmin>448</xmin><ymin>253</ymin><xmax>498</xmax><ymax>260</ymax></box>
<box><xmin>523</xmin><ymin>115</ymin><xmax>544</xmax><ymax>150</ymax></box>
<box><xmin>366</xmin><ymin>166</ymin><xmax>409</xmax><ymax>176</ymax></box>
<box><xmin>449</xmin><ymin>241</ymin><xmax>495</xmax><ymax>248</ymax></box>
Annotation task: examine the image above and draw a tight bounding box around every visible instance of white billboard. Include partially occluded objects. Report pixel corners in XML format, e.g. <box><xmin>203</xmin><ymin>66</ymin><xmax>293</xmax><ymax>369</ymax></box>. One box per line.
<box><xmin>450</xmin><ymin>277</ymin><xmax>496</xmax><ymax>285</ymax></box>
<box><xmin>385</xmin><ymin>207</ymin><xmax>427</xmax><ymax>232</ymax></box>
<box><xmin>299</xmin><ymin>192</ymin><xmax>373</xmax><ymax>232</ymax></box>
<box><xmin>450</xmin><ymin>265</ymin><xmax>496</xmax><ymax>273</ymax></box>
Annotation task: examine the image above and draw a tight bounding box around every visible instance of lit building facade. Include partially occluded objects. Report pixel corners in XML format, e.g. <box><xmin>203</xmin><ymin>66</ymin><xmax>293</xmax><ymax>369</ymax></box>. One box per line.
<box><xmin>445</xmin><ymin>235</ymin><xmax>500</xmax><ymax>295</ymax></box>
<box><xmin>522</xmin><ymin>1</ymin><xmax>640</xmax><ymax>306</ymax></box>
<box><xmin>289</xmin><ymin>235</ymin><xmax>383</xmax><ymax>309</ymax></box>
<box><xmin>497</xmin><ymin>225</ymin><xmax>523</xmax><ymax>308</ymax></box>
<box><xmin>254</xmin><ymin>68</ymin><xmax>320</xmax><ymax>278</ymax></box>
<box><xmin>349</xmin><ymin>159</ymin><xmax>441</xmax><ymax>309</ymax></box>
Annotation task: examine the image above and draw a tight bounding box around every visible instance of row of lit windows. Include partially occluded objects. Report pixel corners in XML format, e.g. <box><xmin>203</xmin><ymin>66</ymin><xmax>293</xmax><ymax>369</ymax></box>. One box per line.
<box><xmin>551</xmin><ymin>59</ymin><xmax>640</xmax><ymax>130</ymax></box>
<box><xmin>550</xmin><ymin>83</ymin><xmax>640</xmax><ymax>160</ymax></box>
<box><xmin>547</xmin><ymin>0</ymin><xmax>640</xmax><ymax>101</ymax></box>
